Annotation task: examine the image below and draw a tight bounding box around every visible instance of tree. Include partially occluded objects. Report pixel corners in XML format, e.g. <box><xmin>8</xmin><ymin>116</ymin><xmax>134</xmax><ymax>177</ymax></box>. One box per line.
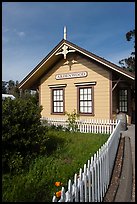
<box><xmin>2</xmin><ymin>79</ymin><xmax>39</xmax><ymax>102</ymax></box>
<box><xmin>7</xmin><ymin>80</ymin><xmax>15</xmax><ymax>95</ymax></box>
<box><xmin>119</xmin><ymin>29</ymin><xmax>135</xmax><ymax>72</ymax></box>
<box><xmin>2</xmin><ymin>81</ymin><xmax>8</xmax><ymax>94</ymax></box>
<box><xmin>14</xmin><ymin>81</ymin><xmax>20</xmax><ymax>98</ymax></box>
<box><xmin>7</xmin><ymin>80</ymin><xmax>20</xmax><ymax>98</ymax></box>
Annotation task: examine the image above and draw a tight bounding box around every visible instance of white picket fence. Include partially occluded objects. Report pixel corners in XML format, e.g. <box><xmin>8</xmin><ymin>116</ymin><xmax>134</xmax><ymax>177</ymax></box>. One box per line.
<box><xmin>41</xmin><ymin>117</ymin><xmax>118</xmax><ymax>134</ymax></box>
<box><xmin>52</xmin><ymin>120</ymin><xmax>121</xmax><ymax>202</ymax></box>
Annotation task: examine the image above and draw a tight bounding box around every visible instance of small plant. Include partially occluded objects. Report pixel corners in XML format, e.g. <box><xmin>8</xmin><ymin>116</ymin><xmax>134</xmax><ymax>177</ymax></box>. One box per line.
<box><xmin>65</xmin><ymin>109</ymin><xmax>79</xmax><ymax>132</ymax></box>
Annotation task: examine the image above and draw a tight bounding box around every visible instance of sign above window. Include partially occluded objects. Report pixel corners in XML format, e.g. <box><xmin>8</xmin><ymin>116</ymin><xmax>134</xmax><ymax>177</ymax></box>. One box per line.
<box><xmin>55</xmin><ymin>71</ymin><xmax>88</xmax><ymax>80</ymax></box>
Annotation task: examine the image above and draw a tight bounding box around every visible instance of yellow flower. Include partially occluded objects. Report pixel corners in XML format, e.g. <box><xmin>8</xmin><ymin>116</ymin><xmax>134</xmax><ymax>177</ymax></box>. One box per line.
<box><xmin>55</xmin><ymin>181</ymin><xmax>62</xmax><ymax>187</ymax></box>
<box><xmin>55</xmin><ymin>190</ymin><xmax>61</xmax><ymax>198</ymax></box>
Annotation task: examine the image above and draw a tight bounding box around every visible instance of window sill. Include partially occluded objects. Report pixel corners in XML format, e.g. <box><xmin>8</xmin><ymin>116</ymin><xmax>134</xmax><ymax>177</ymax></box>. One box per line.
<box><xmin>51</xmin><ymin>112</ymin><xmax>65</xmax><ymax>115</ymax></box>
<box><xmin>78</xmin><ymin>113</ymin><xmax>95</xmax><ymax>116</ymax></box>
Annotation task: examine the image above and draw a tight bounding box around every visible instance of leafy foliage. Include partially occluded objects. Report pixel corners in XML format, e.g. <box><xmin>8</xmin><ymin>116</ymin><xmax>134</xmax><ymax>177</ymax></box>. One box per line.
<box><xmin>2</xmin><ymin>81</ymin><xmax>8</xmax><ymax>94</ymax></box>
<box><xmin>119</xmin><ymin>29</ymin><xmax>135</xmax><ymax>72</ymax></box>
<box><xmin>65</xmin><ymin>109</ymin><xmax>79</xmax><ymax>132</ymax></box>
<box><xmin>2</xmin><ymin>96</ymin><xmax>48</xmax><ymax>174</ymax></box>
<box><xmin>2</xmin><ymin>79</ymin><xmax>38</xmax><ymax>101</ymax></box>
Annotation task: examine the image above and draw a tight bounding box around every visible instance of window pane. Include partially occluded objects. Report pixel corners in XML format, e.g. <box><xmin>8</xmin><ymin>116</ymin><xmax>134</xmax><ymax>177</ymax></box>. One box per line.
<box><xmin>60</xmin><ymin>102</ymin><xmax>63</xmax><ymax>107</ymax></box>
<box><xmin>122</xmin><ymin>90</ymin><xmax>125</xmax><ymax>95</ymax></box>
<box><xmin>60</xmin><ymin>107</ymin><xmax>63</xmax><ymax>112</ymax></box>
<box><xmin>60</xmin><ymin>95</ymin><xmax>63</xmax><ymax>100</ymax></box>
<box><xmin>88</xmin><ymin>88</ymin><xmax>91</xmax><ymax>94</ymax></box>
<box><xmin>80</xmin><ymin>101</ymin><xmax>84</xmax><ymax>107</ymax></box>
<box><xmin>60</xmin><ymin>90</ymin><xmax>63</xmax><ymax>95</ymax></box>
<box><xmin>58</xmin><ymin>107</ymin><xmax>61</xmax><ymax>112</ymax></box>
<box><xmin>80</xmin><ymin>89</ymin><xmax>83</xmax><ymax>95</ymax></box>
<box><xmin>54</xmin><ymin>107</ymin><xmax>57</xmax><ymax>112</ymax></box>
<box><xmin>125</xmin><ymin>95</ymin><xmax>127</xmax><ymax>100</ymax></box>
<box><xmin>80</xmin><ymin>95</ymin><xmax>83</xmax><ymax>100</ymax></box>
<box><xmin>88</xmin><ymin>107</ymin><xmax>92</xmax><ymax>113</ymax></box>
<box><xmin>88</xmin><ymin>101</ymin><xmax>92</xmax><ymax>106</ymax></box>
<box><xmin>120</xmin><ymin>95</ymin><xmax>124</xmax><ymax>100</ymax></box>
<box><xmin>84</xmin><ymin>107</ymin><xmax>87</xmax><ymax>113</ymax></box>
<box><xmin>84</xmin><ymin>95</ymin><xmax>87</xmax><ymax>100</ymax></box>
<box><xmin>84</xmin><ymin>89</ymin><xmax>87</xmax><ymax>94</ymax></box>
<box><xmin>80</xmin><ymin>107</ymin><xmax>84</xmax><ymax>112</ymax></box>
<box><xmin>54</xmin><ymin>90</ymin><xmax>57</xmax><ymax>95</ymax></box>
<box><xmin>84</xmin><ymin>101</ymin><xmax>87</xmax><ymax>107</ymax></box>
<box><xmin>124</xmin><ymin>90</ymin><xmax>127</xmax><ymax>95</ymax></box>
<box><xmin>88</xmin><ymin>94</ymin><xmax>91</xmax><ymax>100</ymax></box>
<box><xmin>122</xmin><ymin>101</ymin><xmax>125</xmax><ymax>107</ymax></box>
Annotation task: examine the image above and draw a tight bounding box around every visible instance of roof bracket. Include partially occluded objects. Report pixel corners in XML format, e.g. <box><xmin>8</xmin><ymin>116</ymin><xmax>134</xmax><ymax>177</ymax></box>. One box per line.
<box><xmin>112</xmin><ymin>77</ymin><xmax>121</xmax><ymax>91</ymax></box>
<box><xmin>55</xmin><ymin>44</ymin><xmax>75</xmax><ymax>59</ymax></box>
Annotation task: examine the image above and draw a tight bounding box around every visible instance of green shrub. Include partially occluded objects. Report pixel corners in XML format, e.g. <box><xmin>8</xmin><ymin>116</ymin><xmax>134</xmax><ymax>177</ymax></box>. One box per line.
<box><xmin>65</xmin><ymin>109</ymin><xmax>79</xmax><ymax>132</ymax></box>
<box><xmin>2</xmin><ymin>97</ymin><xmax>48</xmax><ymax>174</ymax></box>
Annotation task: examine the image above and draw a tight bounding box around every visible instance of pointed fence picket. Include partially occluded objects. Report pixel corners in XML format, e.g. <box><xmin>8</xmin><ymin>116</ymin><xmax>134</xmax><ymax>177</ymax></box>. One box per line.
<box><xmin>52</xmin><ymin>120</ymin><xmax>121</xmax><ymax>202</ymax></box>
<box><xmin>41</xmin><ymin>117</ymin><xmax>118</xmax><ymax>134</ymax></box>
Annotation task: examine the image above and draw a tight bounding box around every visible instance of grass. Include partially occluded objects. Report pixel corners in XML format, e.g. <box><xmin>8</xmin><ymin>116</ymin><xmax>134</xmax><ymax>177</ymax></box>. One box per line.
<box><xmin>2</xmin><ymin>130</ymin><xmax>109</xmax><ymax>202</ymax></box>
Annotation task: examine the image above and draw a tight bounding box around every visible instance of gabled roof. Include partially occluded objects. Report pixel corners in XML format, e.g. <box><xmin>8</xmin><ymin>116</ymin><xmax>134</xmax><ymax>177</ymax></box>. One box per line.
<box><xmin>18</xmin><ymin>39</ymin><xmax>135</xmax><ymax>90</ymax></box>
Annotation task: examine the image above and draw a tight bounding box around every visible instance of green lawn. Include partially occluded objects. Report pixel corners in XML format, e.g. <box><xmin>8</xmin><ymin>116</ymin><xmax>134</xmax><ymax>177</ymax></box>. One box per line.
<box><xmin>2</xmin><ymin>130</ymin><xmax>109</xmax><ymax>202</ymax></box>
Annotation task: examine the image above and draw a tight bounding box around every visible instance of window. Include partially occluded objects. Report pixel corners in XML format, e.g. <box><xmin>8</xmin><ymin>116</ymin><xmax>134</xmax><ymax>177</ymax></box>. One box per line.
<box><xmin>52</xmin><ymin>88</ymin><xmax>64</xmax><ymax>114</ymax></box>
<box><xmin>78</xmin><ymin>86</ymin><xmax>93</xmax><ymax>115</ymax></box>
<box><xmin>119</xmin><ymin>89</ymin><xmax>128</xmax><ymax>112</ymax></box>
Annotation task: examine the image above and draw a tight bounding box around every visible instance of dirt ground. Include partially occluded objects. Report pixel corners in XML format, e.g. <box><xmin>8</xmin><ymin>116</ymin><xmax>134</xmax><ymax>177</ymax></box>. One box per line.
<box><xmin>103</xmin><ymin>137</ymin><xmax>125</xmax><ymax>202</ymax></box>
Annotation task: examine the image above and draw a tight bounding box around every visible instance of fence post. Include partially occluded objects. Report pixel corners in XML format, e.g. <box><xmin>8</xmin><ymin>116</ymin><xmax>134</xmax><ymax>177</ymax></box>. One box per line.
<box><xmin>61</xmin><ymin>187</ymin><xmax>66</xmax><ymax>202</ymax></box>
<box><xmin>74</xmin><ymin>174</ymin><xmax>78</xmax><ymax>202</ymax></box>
<box><xmin>79</xmin><ymin>168</ymin><xmax>84</xmax><ymax>202</ymax></box>
<box><xmin>84</xmin><ymin>164</ymin><xmax>88</xmax><ymax>202</ymax></box>
<box><xmin>68</xmin><ymin>180</ymin><xmax>73</xmax><ymax>202</ymax></box>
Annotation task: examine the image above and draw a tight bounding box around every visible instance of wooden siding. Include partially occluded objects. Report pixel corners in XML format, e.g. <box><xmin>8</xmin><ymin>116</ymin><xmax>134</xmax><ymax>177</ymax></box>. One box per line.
<box><xmin>40</xmin><ymin>53</ymin><xmax>111</xmax><ymax>120</ymax></box>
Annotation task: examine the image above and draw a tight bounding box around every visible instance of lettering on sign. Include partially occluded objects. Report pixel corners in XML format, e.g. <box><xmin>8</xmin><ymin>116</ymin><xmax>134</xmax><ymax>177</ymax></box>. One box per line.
<box><xmin>55</xmin><ymin>71</ymin><xmax>88</xmax><ymax>80</ymax></box>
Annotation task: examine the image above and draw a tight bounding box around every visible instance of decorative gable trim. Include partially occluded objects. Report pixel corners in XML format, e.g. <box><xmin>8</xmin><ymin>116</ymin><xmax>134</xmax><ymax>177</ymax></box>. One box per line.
<box><xmin>18</xmin><ymin>39</ymin><xmax>135</xmax><ymax>90</ymax></box>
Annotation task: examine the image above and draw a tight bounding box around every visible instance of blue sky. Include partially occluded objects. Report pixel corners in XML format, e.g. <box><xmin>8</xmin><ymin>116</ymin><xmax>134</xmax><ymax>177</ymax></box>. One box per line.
<box><xmin>2</xmin><ymin>2</ymin><xmax>135</xmax><ymax>82</ymax></box>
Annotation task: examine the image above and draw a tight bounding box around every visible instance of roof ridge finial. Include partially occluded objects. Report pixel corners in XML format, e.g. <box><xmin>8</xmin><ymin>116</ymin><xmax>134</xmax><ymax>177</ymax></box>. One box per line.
<box><xmin>64</xmin><ymin>26</ymin><xmax>67</xmax><ymax>40</ymax></box>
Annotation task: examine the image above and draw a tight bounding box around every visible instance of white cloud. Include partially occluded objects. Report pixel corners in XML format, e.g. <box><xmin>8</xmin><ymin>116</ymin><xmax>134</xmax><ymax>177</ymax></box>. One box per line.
<box><xmin>17</xmin><ymin>31</ymin><xmax>25</xmax><ymax>37</ymax></box>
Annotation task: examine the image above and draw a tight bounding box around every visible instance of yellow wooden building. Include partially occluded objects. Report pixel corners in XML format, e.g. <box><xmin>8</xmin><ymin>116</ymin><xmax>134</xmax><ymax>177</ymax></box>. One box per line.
<box><xmin>18</xmin><ymin>32</ymin><xmax>135</xmax><ymax>124</ymax></box>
